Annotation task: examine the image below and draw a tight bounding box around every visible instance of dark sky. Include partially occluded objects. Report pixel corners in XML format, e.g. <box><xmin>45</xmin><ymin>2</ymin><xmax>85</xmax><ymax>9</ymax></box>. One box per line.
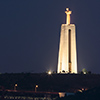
<box><xmin>0</xmin><ymin>0</ymin><xmax>100</xmax><ymax>73</ymax></box>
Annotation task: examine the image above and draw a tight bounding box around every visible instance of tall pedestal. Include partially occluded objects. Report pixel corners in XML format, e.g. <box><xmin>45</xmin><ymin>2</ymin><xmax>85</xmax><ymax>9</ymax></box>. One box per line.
<box><xmin>57</xmin><ymin>24</ymin><xmax>77</xmax><ymax>73</ymax></box>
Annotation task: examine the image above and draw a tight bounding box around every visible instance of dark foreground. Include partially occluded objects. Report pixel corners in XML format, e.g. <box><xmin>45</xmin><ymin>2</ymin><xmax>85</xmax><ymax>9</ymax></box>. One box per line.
<box><xmin>57</xmin><ymin>87</ymin><xmax>100</xmax><ymax>100</ymax></box>
<box><xmin>0</xmin><ymin>73</ymin><xmax>100</xmax><ymax>100</ymax></box>
<box><xmin>0</xmin><ymin>73</ymin><xmax>100</xmax><ymax>92</ymax></box>
<box><xmin>0</xmin><ymin>90</ymin><xmax>59</xmax><ymax>100</ymax></box>
<box><xmin>0</xmin><ymin>87</ymin><xmax>100</xmax><ymax>100</ymax></box>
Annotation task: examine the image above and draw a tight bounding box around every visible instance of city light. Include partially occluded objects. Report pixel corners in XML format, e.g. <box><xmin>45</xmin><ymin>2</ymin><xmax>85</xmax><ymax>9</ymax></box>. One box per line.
<box><xmin>36</xmin><ymin>85</ymin><xmax>38</xmax><ymax>88</ymax></box>
<box><xmin>15</xmin><ymin>84</ymin><xmax>17</xmax><ymax>87</ymax></box>
<box><xmin>35</xmin><ymin>85</ymin><xmax>38</xmax><ymax>92</ymax></box>
<box><xmin>14</xmin><ymin>84</ymin><xmax>18</xmax><ymax>90</ymax></box>
<box><xmin>48</xmin><ymin>70</ymin><xmax>52</xmax><ymax>75</ymax></box>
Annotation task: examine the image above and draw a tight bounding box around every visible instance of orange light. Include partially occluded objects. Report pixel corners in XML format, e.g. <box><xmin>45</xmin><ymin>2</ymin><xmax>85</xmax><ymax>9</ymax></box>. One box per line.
<box><xmin>15</xmin><ymin>84</ymin><xmax>17</xmax><ymax>87</ymax></box>
<box><xmin>36</xmin><ymin>85</ymin><xmax>38</xmax><ymax>88</ymax></box>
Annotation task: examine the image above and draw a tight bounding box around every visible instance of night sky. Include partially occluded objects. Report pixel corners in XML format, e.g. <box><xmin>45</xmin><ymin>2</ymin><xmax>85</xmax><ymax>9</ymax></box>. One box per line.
<box><xmin>0</xmin><ymin>0</ymin><xmax>100</xmax><ymax>73</ymax></box>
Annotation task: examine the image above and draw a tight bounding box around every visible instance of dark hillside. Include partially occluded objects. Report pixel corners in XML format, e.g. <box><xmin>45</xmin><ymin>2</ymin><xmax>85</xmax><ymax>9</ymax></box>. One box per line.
<box><xmin>0</xmin><ymin>73</ymin><xmax>100</xmax><ymax>92</ymax></box>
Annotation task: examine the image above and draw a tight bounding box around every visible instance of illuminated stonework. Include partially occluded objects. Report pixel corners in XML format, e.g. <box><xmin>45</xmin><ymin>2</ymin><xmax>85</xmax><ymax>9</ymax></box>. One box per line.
<box><xmin>57</xmin><ymin>8</ymin><xmax>77</xmax><ymax>73</ymax></box>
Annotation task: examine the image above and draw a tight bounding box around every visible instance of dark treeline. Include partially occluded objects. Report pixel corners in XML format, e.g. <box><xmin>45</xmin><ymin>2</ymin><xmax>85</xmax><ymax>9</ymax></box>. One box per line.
<box><xmin>0</xmin><ymin>73</ymin><xmax>100</xmax><ymax>92</ymax></box>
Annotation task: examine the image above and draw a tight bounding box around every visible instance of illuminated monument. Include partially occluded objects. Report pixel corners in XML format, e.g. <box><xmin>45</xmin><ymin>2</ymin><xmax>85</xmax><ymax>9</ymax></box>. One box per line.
<box><xmin>57</xmin><ymin>8</ymin><xmax>77</xmax><ymax>73</ymax></box>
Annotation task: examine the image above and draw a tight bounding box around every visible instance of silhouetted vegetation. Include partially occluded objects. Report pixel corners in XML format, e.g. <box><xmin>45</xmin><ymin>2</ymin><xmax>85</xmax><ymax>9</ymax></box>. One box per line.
<box><xmin>0</xmin><ymin>73</ymin><xmax>100</xmax><ymax>92</ymax></box>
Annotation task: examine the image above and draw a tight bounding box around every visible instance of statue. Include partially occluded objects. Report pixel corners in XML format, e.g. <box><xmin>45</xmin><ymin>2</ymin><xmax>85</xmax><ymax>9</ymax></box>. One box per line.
<box><xmin>65</xmin><ymin>8</ymin><xmax>72</xmax><ymax>25</ymax></box>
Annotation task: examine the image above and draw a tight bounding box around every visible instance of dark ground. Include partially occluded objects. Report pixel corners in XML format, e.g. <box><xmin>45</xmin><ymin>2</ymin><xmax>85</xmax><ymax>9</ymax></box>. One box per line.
<box><xmin>0</xmin><ymin>73</ymin><xmax>100</xmax><ymax>92</ymax></box>
<box><xmin>57</xmin><ymin>87</ymin><xmax>100</xmax><ymax>100</ymax></box>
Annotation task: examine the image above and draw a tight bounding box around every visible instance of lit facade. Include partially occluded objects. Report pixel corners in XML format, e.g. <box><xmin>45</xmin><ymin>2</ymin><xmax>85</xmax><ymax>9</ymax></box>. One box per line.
<box><xmin>57</xmin><ymin>8</ymin><xmax>77</xmax><ymax>73</ymax></box>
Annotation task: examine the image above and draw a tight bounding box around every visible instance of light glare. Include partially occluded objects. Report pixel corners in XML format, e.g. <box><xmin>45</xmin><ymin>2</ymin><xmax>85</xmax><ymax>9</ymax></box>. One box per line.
<box><xmin>48</xmin><ymin>71</ymin><xmax>52</xmax><ymax>75</ymax></box>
